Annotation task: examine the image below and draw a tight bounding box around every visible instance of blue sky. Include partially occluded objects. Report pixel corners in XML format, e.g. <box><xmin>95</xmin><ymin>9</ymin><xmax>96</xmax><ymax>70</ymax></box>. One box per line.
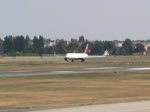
<box><xmin>0</xmin><ymin>0</ymin><xmax>150</xmax><ymax>40</ymax></box>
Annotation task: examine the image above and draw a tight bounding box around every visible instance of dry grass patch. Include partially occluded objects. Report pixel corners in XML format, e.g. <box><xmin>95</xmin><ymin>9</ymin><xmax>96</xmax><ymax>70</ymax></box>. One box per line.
<box><xmin>1</xmin><ymin>56</ymin><xmax>150</xmax><ymax>71</ymax></box>
<box><xmin>0</xmin><ymin>71</ymin><xmax>150</xmax><ymax>108</ymax></box>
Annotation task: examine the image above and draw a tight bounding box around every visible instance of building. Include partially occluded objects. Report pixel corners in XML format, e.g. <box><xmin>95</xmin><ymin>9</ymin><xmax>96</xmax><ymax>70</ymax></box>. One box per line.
<box><xmin>113</xmin><ymin>40</ymin><xmax>123</xmax><ymax>48</ymax></box>
<box><xmin>44</xmin><ymin>39</ymin><xmax>56</xmax><ymax>47</ymax></box>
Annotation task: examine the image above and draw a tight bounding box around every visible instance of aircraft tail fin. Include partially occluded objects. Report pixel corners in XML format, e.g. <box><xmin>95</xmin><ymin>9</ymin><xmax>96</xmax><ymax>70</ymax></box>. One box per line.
<box><xmin>84</xmin><ymin>44</ymin><xmax>91</xmax><ymax>54</ymax></box>
<box><xmin>103</xmin><ymin>50</ymin><xmax>109</xmax><ymax>56</ymax></box>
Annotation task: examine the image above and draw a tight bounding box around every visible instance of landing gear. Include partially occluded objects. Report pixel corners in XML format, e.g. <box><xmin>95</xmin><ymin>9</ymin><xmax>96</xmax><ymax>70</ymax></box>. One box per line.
<box><xmin>64</xmin><ymin>58</ymin><xmax>69</xmax><ymax>62</ymax></box>
<box><xmin>81</xmin><ymin>58</ymin><xmax>85</xmax><ymax>62</ymax></box>
<box><xmin>64</xmin><ymin>58</ymin><xmax>85</xmax><ymax>62</ymax></box>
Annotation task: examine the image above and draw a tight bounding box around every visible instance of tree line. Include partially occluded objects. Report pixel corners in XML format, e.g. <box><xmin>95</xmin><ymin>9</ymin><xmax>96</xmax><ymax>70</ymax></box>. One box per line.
<box><xmin>0</xmin><ymin>35</ymin><xmax>146</xmax><ymax>56</ymax></box>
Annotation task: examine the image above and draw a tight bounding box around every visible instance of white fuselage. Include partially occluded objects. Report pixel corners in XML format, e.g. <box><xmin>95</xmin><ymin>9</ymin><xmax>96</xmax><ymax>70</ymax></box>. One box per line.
<box><xmin>66</xmin><ymin>53</ymin><xmax>88</xmax><ymax>59</ymax></box>
<box><xmin>64</xmin><ymin>44</ymin><xmax>108</xmax><ymax>62</ymax></box>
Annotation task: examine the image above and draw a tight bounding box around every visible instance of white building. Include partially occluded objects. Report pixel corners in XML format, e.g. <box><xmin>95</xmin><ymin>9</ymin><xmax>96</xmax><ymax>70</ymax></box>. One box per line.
<box><xmin>44</xmin><ymin>39</ymin><xmax>56</xmax><ymax>47</ymax></box>
<box><xmin>113</xmin><ymin>40</ymin><xmax>123</xmax><ymax>48</ymax></box>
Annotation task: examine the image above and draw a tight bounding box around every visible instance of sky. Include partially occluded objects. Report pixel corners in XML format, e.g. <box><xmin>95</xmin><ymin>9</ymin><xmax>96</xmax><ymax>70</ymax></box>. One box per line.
<box><xmin>0</xmin><ymin>0</ymin><xmax>150</xmax><ymax>40</ymax></box>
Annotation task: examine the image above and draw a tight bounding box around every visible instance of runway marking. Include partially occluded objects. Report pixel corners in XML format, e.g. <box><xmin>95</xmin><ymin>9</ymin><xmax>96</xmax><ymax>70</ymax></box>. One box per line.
<box><xmin>84</xmin><ymin>67</ymin><xmax>123</xmax><ymax>70</ymax></box>
<box><xmin>1</xmin><ymin>67</ymin><xmax>150</xmax><ymax>77</ymax></box>
<box><xmin>51</xmin><ymin>71</ymin><xmax>75</xmax><ymax>73</ymax></box>
<box><xmin>84</xmin><ymin>67</ymin><xmax>150</xmax><ymax>71</ymax></box>
<box><xmin>7</xmin><ymin>71</ymin><xmax>26</xmax><ymax>73</ymax></box>
<box><xmin>128</xmin><ymin>67</ymin><xmax>150</xmax><ymax>71</ymax></box>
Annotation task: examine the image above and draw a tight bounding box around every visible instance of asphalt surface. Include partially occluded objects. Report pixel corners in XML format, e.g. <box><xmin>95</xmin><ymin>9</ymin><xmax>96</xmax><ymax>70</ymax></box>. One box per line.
<box><xmin>29</xmin><ymin>100</ymin><xmax>150</xmax><ymax>112</ymax></box>
<box><xmin>0</xmin><ymin>66</ymin><xmax>150</xmax><ymax>77</ymax></box>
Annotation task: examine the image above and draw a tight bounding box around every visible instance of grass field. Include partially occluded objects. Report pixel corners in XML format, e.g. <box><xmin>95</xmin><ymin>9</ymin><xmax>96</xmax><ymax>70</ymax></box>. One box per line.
<box><xmin>0</xmin><ymin>71</ymin><xmax>150</xmax><ymax>109</ymax></box>
<box><xmin>0</xmin><ymin>55</ymin><xmax>150</xmax><ymax>71</ymax></box>
<box><xmin>0</xmin><ymin>56</ymin><xmax>150</xmax><ymax>109</ymax></box>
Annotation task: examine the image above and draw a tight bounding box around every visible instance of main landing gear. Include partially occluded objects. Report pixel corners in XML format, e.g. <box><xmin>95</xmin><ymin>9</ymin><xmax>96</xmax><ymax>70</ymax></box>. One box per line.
<box><xmin>64</xmin><ymin>58</ymin><xmax>85</xmax><ymax>62</ymax></box>
<box><xmin>81</xmin><ymin>58</ymin><xmax>85</xmax><ymax>62</ymax></box>
<box><xmin>64</xmin><ymin>57</ymin><xmax>69</xmax><ymax>62</ymax></box>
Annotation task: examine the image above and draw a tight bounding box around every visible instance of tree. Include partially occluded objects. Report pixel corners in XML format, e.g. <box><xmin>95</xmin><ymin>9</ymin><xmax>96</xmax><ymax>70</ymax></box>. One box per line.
<box><xmin>56</xmin><ymin>40</ymin><xmax>67</xmax><ymax>54</ymax></box>
<box><xmin>134</xmin><ymin>43</ymin><xmax>145</xmax><ymax>53</ymax></box>
<box><xmin>32</xmin><ymin>36</ymin><xmax>39</xmax><ymax>53</ymax></box>
<box><xmin>3</xmin><ymin>35</ymin><xmax>14</xmax><ymax>53</ymax></box>
<box><xmin>39</xmin><ymin>35</ymin><xmax>44</xmax><ymax>48</ymax></box>
<box><xmin>0</xmin><ymin>38</ymin><xmax>3</xmax><ymax>53</ymax></box>
<box><xmin>112</xmin><ymin>47</ymin><xmax>120</xmax><ymax>55</ymax></box>
<box><xmin>67</xmin><ymin>41</ymin><xmax>79</xmax><ymax>53</ymax></box>
<box><xmin>91</xmin><ymin>41</ymin><xmax>104</xmax><ymax>55</ymax></box>
<box><xmin>14</xmin><ymin>35</ymin><xmax>25</xmax><ymax>52</ymax></box>
<box><xmin>79</xmin><ymin>35</ymin><xmax>85</xmax><ymax>42</ymax></box>
<box><xmin>25</xmin><ymin>35</ymin><xmax>30</xmax><ymax>48</ymax></box>
<box><xmin>32</xmin><ymin>36</ymin><xmax>45</xmax><ymax>55</ymax></box>
<box><xmin>0</xmin><ymin>38</ymin><xmax>3</xmax><ymax>46</ymax></box>
<box><xmin>122</xmin><ymin>39</ymin><xmax>133</xmax><ymax>55</ymax></box>
<box><xmin>24</xmin><ymin>35</ymin><xmax>32</xmax><ymax>53</ymax></box>
<box><xmin>38</xmin><ymin>35</ymin><xmax>44</xmax><ymax>55</ymax></box>
<box><xmin>103</xmin><ymin>41</ymin><xmax>115</xmax><ymax>54</ymax></box>
<box><xmin>120</xmin><ymin>47</ymin><xmax>127</xmax><ymax>55</ymax></box>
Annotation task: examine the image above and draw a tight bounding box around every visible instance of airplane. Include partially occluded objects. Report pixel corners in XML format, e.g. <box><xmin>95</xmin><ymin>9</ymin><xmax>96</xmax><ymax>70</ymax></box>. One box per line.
<box><xmin>64</xmin><ymin>44</ymin><xmax>109</xmax><ymax>62</ymax></box>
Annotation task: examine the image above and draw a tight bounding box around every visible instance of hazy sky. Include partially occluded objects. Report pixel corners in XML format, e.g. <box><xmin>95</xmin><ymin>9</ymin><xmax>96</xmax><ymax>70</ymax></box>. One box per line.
<box><xmin>0</xmin><ymin>0</ymin><xmax>150</xmax><ymax>40</ymax></box>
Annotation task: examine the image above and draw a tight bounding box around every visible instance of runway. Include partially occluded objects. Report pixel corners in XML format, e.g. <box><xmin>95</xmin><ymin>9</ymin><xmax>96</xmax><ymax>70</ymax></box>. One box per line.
<box><xmin>1</xmin><ymin>100</ymin><xmax>150</xmax><ymax>112</ymax></box>
<box><xmin>1</xmin><ymin>66</ymin><xmax>150</xmax><ymax>77</ymax></box>
<box><xmin>28</xmin><ymin>100</ymin><xmax>150</xmax><ymax>112</ymax></box>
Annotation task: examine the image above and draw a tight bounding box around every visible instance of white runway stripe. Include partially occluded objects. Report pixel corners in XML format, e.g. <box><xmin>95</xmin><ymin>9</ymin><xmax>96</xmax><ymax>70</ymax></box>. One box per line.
<box><xmin>84</xmin><ymin>67</ymin><xmax>123</xmax><ymax>70</ymax></box>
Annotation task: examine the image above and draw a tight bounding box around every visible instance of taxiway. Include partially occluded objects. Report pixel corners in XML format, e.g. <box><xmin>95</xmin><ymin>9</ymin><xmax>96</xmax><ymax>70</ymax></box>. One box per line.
<box><xmin>0</xmin><ymin>66</ymin><xmax>150</xmax><ymax>77</ymax></box>
<box><xmin>29</xmin><ymin>100</ymin><xmax>150</xmax><ymax>112</ymax></box>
